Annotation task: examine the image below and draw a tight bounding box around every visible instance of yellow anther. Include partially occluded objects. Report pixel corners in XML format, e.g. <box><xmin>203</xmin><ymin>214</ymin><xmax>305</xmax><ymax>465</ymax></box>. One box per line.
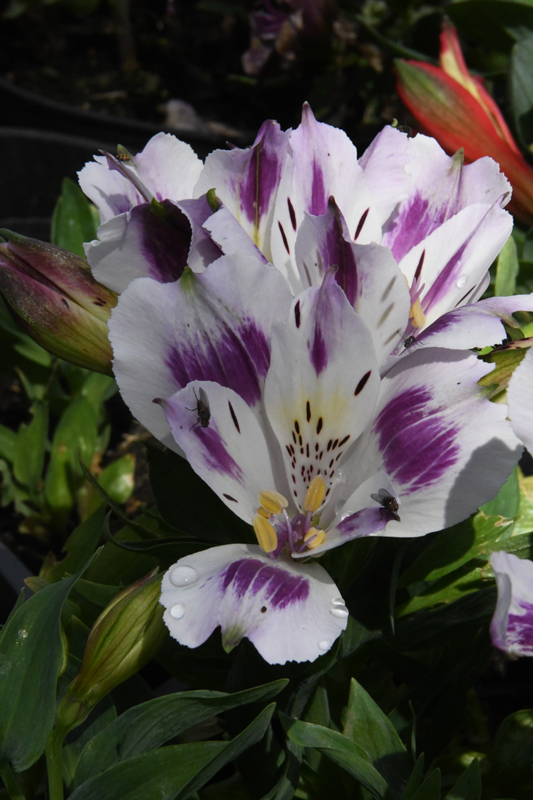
<box><xmin>258</xmin><ymin>490</ymin><xmax>288</xmax><ymax>515</ymax></box>
<box><xmin>304</xmin><ymin>528</ymin><xmax>325</xmax><ymax>549</ymax></box>
<box><xmin>409</xmin><ymin>297</ymin><xmax>426</xmax><ymax>329</ymax></box>
<box><xmin>257</xmin><ymin>506</ymin><xmax>271</xmax><ymax>519</ymax></box>
<box><xmin>253</xmin><ymin>513</ymin><xmax>278</xmax><ymax>553</ymax></box>
<box><xmin>303</xmin><ymin>476</ymin><xmax>326</xmax><ymax>513</ymax></box>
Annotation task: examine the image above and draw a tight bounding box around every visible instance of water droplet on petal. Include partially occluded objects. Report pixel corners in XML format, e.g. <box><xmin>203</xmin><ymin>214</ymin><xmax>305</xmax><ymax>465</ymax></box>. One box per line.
<box><xmin>456</xmin><ymin>276</ymin><xmax>467</xmax><ymax>288</ymax></box>
<box><xmin>331</xmin><ymin>597</ymin><xmax>344</xmax><ymax>606</ymax></box>
<box><xmin>170</xmin><ymin>603</ymin><xmax>185</xmax><ymax>620</ymax></box>
<box><xmin>330</xmin><ymin>605</ymin><xmax>349</xmax><ymax>619</ymax></box>
<box><xmin>170</xmin><ymin>565</ymin><xmax>198</xmax><ymax>587</ymax></box>
<box><xmin>318</xmin><ymin>639</ymin><xmax>331</xmax><ymax>651</ymax></box>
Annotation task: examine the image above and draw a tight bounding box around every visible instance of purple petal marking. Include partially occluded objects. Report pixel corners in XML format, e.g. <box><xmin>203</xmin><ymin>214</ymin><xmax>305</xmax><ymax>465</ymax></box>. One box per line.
<box><xmin>507</xmin><ymin>601</ymin><xmax>533</xmax><ymax>654</ymax></box>
<box><xmin>165</xmin><ymin>317</ymin><xmax>270</xmax><ymax>407</ymax></box>
<box><xmin>337</xmin><ymin>506</ymin><xmax>389</xmax><ymax>537</ymax></box>
<box><xmin>195</xmin><ymin>424</ymin><xmax>244</xmax><ymax>482</ymax></box>
<box><xmin>220</xmin><ymin>559</ymin><xmax>309</xmax><ymax>609</ymax></box>
<box><xmin>310</xmin><ymin>159</ymin><xmax>327</xmax><ymax>216</ymax></box>
<box><xmin>310</xmin><ymin>322</ymin><xmax>328</xmax><ymax>375</ymax></box>
<box><xmin>310</xmin><ymin>200</ymin><xmax>359</xmax><ymax>305</ymax></box>
<box><xmin>421</xmin><ymin>238</ymin><xmax>469</xmax><ymax>315</ymax></box>
<box><xmin>384</xmin><ymin>193</ymin><xmax>451</xmax><ymax>264</ymax></box>
<box><xmin>134</xmin><ymin>201</ymin><xmax>191</xmax><ymax>283</ymax></box>
<box><xmin>240</xmin><ymin>120</ymin><xmax>289</xmax><ymax>226</ymax></box>
<box><xmin>374</xmin><ymin>387</ymin><xmax>460</xmax><ymax>491</ymax></box>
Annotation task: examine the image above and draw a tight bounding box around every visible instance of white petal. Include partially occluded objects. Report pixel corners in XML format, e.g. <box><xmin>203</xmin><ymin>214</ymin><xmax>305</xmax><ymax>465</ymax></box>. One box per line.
<box><xmin>490</xmin><ymin>552</ymin><xmax>533</xmax><ymax>657</ymax></box>
<box><xmin>508</xmin><ymin>345</ymin><xmax>533</xmax><ymax>454</ymax></box>
<box><xmin>160</xmin><ymin>544</ymin><xmax>348</xmax><ymax>664</ymax></box>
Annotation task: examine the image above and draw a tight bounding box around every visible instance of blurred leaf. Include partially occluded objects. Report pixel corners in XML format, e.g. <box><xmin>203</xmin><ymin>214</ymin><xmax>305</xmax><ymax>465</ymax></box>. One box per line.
<box><xmin>78</xmin><ymin>371</ymin><xmax>116</xmax><ymax>411</ymax></box>
<box><xmin>45</xmin><ymin>505</ymin><xmax>106</xmax><ymax>583</ymax></box>
<box><xmin>409</xmin><ymin>769</ymin><xmax>441</xmax><ymax>800</ymax></box>
<box><xmin>63</xmin><ymin>697</ymin><xmax>116</xmax><ymax>790</ymax></box>
<box><xmin>83</xmin><ymin>454</ymin><xmax>136</xmax><ymax>519</ymax></box>
<box><xmin>342</xmin><ymin>678</ymin><xmax>411</xmax><ymax>797</ymax></box>
<box><xmin>491</xmin><ymin>709</ymin><xmax>533</xmax><ymax>788</ymax></box>
<box><xmin>281</xmin><ymin>716</ymin><xmax>388</xmax><ymax>799</ymax></box>
<box><xmin>510</xmin><ymin>29</ymin><xmax>533</xmax><ymax>148</ymax></box>
<box><xmin>448</xmin><ymin>1</ymin><xmax>533</xmax><ymax>50</ymax></box>
<box><xmin>0</xmin><ymin>425</ymin><xmax>16</xmax><ymax>463</ymax></box>
<box><xmin>514</xmin><ymin>469</ymin><xmax>533</xmax><ymax>534</ymax></box>
<box><xmin>0</xmin><ymin>569</ymin><xmax>86</xmax><ymax>771</ymax></box>
<box><xmin>73</xmin><ymin>680</ymin><xmax>287</xmax><ymax>787</ymax></box>
<box><xmin>12</xmin><ymin>400</ymin><xmax>48</xmax><ymax>493</ymax></box>
<box><xmin>44</xmin><ymin>396</ymin><xmax>98</xmax><ymax>526</ymax></box>
<box><xmin>444</xmin><ymin>758</ymin><xmax>481</xmax><ymax>800</ymax></box>
<box><xmin>147</xmin><ymin>446</ymin><xmax>254</xmax><ymax>543</ymax></box>
<box><xmin>51</xmin><ymin>178</ymin><xmax>99</xmax><ymax>259</ymax></box>
<box><xmin>478</xmin><ymin>347</ymin><xmax>527</xmax><ymax>399</ymax></box>
<box><xmin>69</xmin><ymin>704</ymin><xmax>275</xmax><ymax>800</ymax></box>
<box><xmin>495</xmin><ymin>236</ymin><xmax>520</xmax><ymax>296</ymax></box>
<box><xmin>402</xmin><ymin>755</ymin><xmax>425</xmax><ymax>800</ymax></box>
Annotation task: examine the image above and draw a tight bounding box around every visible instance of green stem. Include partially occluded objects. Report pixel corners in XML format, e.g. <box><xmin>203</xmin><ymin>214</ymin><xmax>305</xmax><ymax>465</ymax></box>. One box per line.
<box><xmin>45</xmin><ymin>731</ymin><xmax>65</xmax><ymax>800</ymax></box>
<box><xmin>0</xmin><ymin>761</ymin><xmax>26</xmax><ymax>800</ymax></box>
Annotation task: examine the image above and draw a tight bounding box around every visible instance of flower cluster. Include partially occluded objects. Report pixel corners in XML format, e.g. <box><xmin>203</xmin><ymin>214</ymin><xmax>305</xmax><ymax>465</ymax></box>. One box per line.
<box><xmin>69</xmin><ymin>106</ymin><xmax>533</xmax><ymax>663</ymax></box>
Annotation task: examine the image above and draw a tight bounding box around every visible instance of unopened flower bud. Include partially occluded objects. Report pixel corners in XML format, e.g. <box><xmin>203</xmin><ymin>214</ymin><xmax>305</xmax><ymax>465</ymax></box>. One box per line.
<box><xmin>56</xmin><ymin>570</ymin><xmax>166</xmax><ymax>734</ymax></box>
<box><xmin>0</xmin><ymin>230</ymin><xmax>117</xmax><ymax>374</ymax></box>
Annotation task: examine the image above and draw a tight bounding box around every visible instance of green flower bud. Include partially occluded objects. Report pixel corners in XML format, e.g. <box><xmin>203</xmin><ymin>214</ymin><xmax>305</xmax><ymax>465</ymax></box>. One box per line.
<box><xmin>57</xmin><ymin>571</ymin><xmax>166</xmax><ymax>735</ymax></box>
<box><xmin>0</xmin><ymin>230</ymin><xmax>117</xmax><ymax>374</ymax></box>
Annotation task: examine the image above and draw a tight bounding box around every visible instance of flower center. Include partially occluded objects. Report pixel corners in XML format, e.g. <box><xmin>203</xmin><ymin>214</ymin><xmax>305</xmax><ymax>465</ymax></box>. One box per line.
<box><xmin>252</xmin><ymin>476</ymin><xmax>327</xmax><ymax>557</ymax></box>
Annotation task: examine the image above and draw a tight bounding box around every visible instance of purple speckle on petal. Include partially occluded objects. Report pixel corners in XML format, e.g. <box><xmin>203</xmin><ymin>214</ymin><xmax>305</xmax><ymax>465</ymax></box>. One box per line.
<box><xmin>165</xmin><ymin>317</ymin><xmax>270</xmax><ymax>406</ymax></box>
<box><xmin>220</xmin><ymin>559</ymin><xmax>309</xmax><ymax>609</ymax></box>
<box><xmin>506</xmin><ymin>600</ymin><xmax>533</xmax><ymax>654</ymax></box>
<box><xmin>374</xmin><ymin>387</ymin><xmax>460</xmax><ymax>491</ymax></box>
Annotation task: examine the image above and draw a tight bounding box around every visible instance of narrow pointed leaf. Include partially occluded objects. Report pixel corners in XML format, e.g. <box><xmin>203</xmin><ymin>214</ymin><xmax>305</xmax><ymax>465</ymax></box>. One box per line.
<box><xmin>51</xmin><ymin>177</ymin><xmax>99</xmax><ymax>258</ymax></box>
<box><xmin>444</xmin><ymin>758</ymin><xmax>481</xmax><ymax>800</ymax></box>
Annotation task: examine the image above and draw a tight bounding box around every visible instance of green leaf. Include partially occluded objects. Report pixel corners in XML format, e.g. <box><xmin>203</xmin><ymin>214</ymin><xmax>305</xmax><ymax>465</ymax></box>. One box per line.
<box><xmin>444</xmin><ymin>758</ymin><xmax>481</xmax><ymax>800</ymax></box>
<box><xmin>513</xmin><ymin>469</ymin><xmax>533</xmax><ymax>534</ymax></box>
<box><xmin>491</xmin><ymin>709</ymin><xmax>533</xmax><ymax>787</ymax></box>
<box><xmin>448</xmin><ymin>1</ymin><xmax>533</xmax><ymax>50</ymax></box>
<box><xmin>147</xmin><ymin>446</ymin><xmax>254</xmax><ymax>543</ymax></box>
<box><xmin>13</xmin><ymin>401</ymin><xmax>48</xmax><ymax>492</ymax></box>
<box><xmin>342</xmin><ymin>679</ymin><xmax>411</xmax><ymax>797</ymax></box>
<box><xmin>281</xmin><ymin>716</ymin><xmax>389</xmax><ymax>799</ymax></box>
<box><xmin>69</xmin><ymin>704</ymin><xmax>275</xmax><ymax>800</ymax></box>
<box><xmin>45</xmin><ymin>505</ymin><xmax>106</xmax><ymax>583</ymax></box>
<box><xmin>51</xmin><ymin>178</ymin><xmax>99</xmax><ymax>258</ymax></box>
<box><xmin>74</xmin><ymin>680</ymin><xmax>287</xmax><ymax>787</ymax></box>
<box><xmin>0</xmin><ymin>425</ymin><xmax>17</xmax><ymax>463</ymax></box>
<box><xmin>402</xmin><ymin>755</ymin><xmax>425</xmax><ymax>800</ymax></box>
<box><xmin>481</xmin><ymin>467</ymin><xmax>520</xmax><ymax>518</ymax></box>
<box><xmin>0</xmin><ymin>570</ymin><xmax>86</xmax><ymax>771</ymax></box>
<box><xmin>495</xmin><ymin>236</ymin><xmax>520</xmax><ymax>296</ymax></box>
<box><xmin>44</xmin><ymin>396</ymin><xmax>98</xmax><ymax>525</ymax></box>
<box><xmin>410</xmin><ymin>769</ymin><xmax>441</xmax><ymax>800</ymax></box>
<box><xmin>510</xmin><ymin>30</ymin><xmax>533</xmax><ymax>148</ymax></box>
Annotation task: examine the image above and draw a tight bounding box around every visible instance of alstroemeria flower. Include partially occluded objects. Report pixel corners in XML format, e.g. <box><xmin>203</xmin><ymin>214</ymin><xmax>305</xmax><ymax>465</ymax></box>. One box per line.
<box><xmin>507</xmin><ymin>346</ymin><xmax>533</xmax><ymax>454</ymax></box>
<box><xmin>79</xmin><ymin>104</ymin><xmax>533</xmax><ymax>365</ymax></box>
<box><xmin>396</xmin><ymin>20</ymin><xmax>533</xmax><ymax>225</ymax></box>
<box><xmin>490</xmin><ymin>552</ymin><xmax>533</xmax><ymax>657</ymax></box>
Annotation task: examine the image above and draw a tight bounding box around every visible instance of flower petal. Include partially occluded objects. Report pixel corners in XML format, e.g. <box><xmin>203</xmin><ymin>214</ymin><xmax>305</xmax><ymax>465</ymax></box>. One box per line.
<box><xmin>508</xmin><ymin>345</ymin><xmax>533</xmax><ymax>454</ymax></box>
<box><xmin>194</xmin><ymin>119</ymin><xmax>291</xmax><ymax>260</ymax></box>
<box><xmin>334</xmin><ymin>348</ymin><xmax>522</xmax><ymax>540</ymax></box>
<box><xmin>109</xmin><ymin>254</ymin><xmax>292</xmax><ymax>448</ymax></box>
<box><xmin>490</xmin><ymin>552</ymin><xmax>533</xmax><ymax>657</ymax></box>
<box><xmin>295</xmin><ymin>201</ymin><xmax>411</xmax><ymax>363</ymax></box>
<box><xmin>160</xmin><ymin>543</ymin><xmax>348</xmax><ymax>664</ymax></box>
<box><xmin>265</xmin><ymin>272</ymin><xmax>380</xmax><ymax>512</ymax></box>
<box><xmin>85</xmin><ymin>201</ymin><xmax>193</xmax><ymax>294</ymax></box>
<box><xmin>399</xmin><ymin>200</ymin><xmax>513</xmax><ymax>328</ymax></box>
<box><xmin>358</xmin><ymin>125</ymin><xmax>412</xmax><ymax>224</ymax></box>
<box><xmin>381</xmin><ymin>135</ymin><xmax>511</xmax><ymax>264</ymax></box>
<box><xmin>78</xmin><ymin>133</ymin><xmax>204</xmax><ymax>224</ymax></box>
<box><xmin>160</xmin><ymin>381</ymin><xmax>279</xmax><ymax>522</ymax></box>
<box><xmin>271</xmin><ymin>104</ymin><xmax>382</xmax><ymax>292</ymax></box>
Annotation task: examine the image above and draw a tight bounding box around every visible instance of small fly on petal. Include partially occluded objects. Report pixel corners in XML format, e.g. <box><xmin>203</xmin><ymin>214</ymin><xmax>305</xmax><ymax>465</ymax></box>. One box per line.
<box><xmin>370</xmin><ymin>488</ymin><xmax>401</xmax><ymax>522</ymax></box>
<box><xmin>187</xmin><ymin>387</ymin><xmax>211</xmax><ymax>431</ymax></box>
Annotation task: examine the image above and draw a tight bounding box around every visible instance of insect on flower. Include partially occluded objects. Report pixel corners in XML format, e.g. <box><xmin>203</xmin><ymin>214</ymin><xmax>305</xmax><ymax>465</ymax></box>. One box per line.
<box><xmin>116</xmin><ymin>153</ymin><xmax>131</xmax><ymax>162</ymax></box>
<box><xmin>187</xmin><ymin>387</ymin><xmax>211</xmax><ymax>431</ymax></box>
<box><xmin>371</xmin><ymin>488</ymin><xmax>401</xmax><ymax>522</ymax></box>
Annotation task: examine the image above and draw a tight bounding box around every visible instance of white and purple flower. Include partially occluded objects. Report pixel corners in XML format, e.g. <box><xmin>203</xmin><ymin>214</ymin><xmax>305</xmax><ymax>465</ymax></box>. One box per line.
<box><xmin>108</xmin><ymin>244</ymin><xmax>522</xmax><ymax>663</ymax></box>
<box><xmin>490</xmin><ymin>552</ymin><xmax>533</xmax><ymax>658</ymax></box>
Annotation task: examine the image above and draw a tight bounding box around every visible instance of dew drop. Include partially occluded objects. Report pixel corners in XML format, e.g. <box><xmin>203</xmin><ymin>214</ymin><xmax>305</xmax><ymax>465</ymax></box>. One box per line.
<box><xmin>18</xmin><ymin>629</ymin><xmax>28</xmax><ymax>639</ymax></box>
<box><xmin>456</xmin><ymin>275</ymin><xmax>467</xmax><ymax>288</ymax></box>
<box><xmin>318</xmin><ymin>639</ymin><xmax>331</xmax><ymax>651</ymax></box>
<box><xmin>330</xmin><ymin>605</ymin><xmax>349</xmax><ymax>619</ymax></box>
<box><xmin>331</xmin><ymin>597</ymin><xmax>344</xmax><ymax>606</ymax></box>
<box><xmin>170</xmin><ymin>565</ymin><xmax>198</xmax><ymax>587</ymax></box>
<box><xmin>170</xmin><ymin>603</ymin><xmax>185</xmax><ymax>620</ymax></box>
